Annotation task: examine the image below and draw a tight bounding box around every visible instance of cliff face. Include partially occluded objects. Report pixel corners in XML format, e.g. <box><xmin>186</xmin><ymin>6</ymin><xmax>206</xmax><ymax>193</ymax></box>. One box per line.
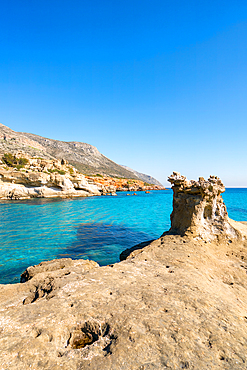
<box><xmin>1</xmin><ymin>174</ymin><xmax>247</xmax><ymax>369</ymax></box>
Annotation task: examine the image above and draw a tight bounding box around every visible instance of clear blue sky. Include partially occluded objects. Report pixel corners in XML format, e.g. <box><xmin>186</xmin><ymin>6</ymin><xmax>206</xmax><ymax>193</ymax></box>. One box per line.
<box><xmin>1</xmin><ymin>1</ymin><xmax>247</xmax><ymax>186</ymax></box>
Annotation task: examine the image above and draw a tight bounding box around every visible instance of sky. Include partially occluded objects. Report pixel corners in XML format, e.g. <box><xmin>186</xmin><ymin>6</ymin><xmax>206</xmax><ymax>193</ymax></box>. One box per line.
<box><xmin>1</xmin><ymin>1</ymin><xmax>247</xmax><ymax>186</ymax></box>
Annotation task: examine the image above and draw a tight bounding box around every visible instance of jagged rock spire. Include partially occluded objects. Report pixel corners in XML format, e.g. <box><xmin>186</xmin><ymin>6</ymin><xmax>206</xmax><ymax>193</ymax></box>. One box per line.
<box><xmin>168</xmin><ymin>172</ymin><xmax>239</xmax><ymax>240</ymax></box>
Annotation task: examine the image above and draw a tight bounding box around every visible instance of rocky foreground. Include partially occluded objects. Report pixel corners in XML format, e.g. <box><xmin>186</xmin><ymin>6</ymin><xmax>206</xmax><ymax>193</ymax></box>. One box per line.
<box><xmin>0</xmin><ymin>173</ymin><xmax>247</xmax><ymax>369</ymax></box>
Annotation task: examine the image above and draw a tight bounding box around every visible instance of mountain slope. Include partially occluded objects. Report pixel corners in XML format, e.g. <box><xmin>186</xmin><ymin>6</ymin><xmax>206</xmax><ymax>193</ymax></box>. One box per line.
<box><xmin>0</xmin><ymin>123</ymin><xmax>54</xmax><ymax>160</ymax></box>
<box><xmin>0</xmin><ymin>123</ymin><xmax>162</xmax><ymax>183</ymax></box>
<box><xmin>120</xmin><ymin>165</ymin><xmax>163</xmax><ymax>186</ymax></box>
<box><xmin>22</xmin><ymin>132</ymin><xmax>141</xmax><ymax>179</ymax></box>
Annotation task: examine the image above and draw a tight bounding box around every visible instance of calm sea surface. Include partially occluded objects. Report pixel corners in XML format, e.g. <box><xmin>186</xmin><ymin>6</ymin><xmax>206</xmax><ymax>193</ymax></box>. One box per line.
<box><xmin>1</xmin><ymin>188</ymin><xmax>247</xmax><ymax>284</ymax></box>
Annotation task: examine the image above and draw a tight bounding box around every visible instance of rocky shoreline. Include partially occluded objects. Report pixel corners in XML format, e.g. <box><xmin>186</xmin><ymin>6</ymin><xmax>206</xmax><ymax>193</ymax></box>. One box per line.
<box><xmin>1</xmin><ymin>173</ymin><xmax>247</xmax><ymax>369</ymax></box>
<box><xmin>0</xmin><ymin>153</ymin><xmax>165</xmax><ymax>200</ymax></box>
<box><xmin>85</xmin><ymin>175</ymin><xmax>165</xmax><ymax>193</ymax></box>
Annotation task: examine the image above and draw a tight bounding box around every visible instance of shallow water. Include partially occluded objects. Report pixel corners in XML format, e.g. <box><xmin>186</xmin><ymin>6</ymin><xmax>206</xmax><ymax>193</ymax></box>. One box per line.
<box><xmin>0</xmin><ymin>188</ymin><xmax>247</xmax><ymax>284</ymax></box>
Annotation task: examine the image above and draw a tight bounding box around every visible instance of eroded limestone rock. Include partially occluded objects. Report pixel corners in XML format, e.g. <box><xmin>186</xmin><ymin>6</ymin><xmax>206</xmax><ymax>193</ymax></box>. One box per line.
<box><xmin>1</xmin><ymin>233</ymin><xmax>247</xmax><ymax>369</ymax></box>
<box><xmin>0</xmin><ymin>157</ymin><xmax>101</xmax><ymax>199</ymax></box>
<box><xmin>168</xmin><ymin>172</ymin><xmax>241</xmax><ymax>241</ymax></box>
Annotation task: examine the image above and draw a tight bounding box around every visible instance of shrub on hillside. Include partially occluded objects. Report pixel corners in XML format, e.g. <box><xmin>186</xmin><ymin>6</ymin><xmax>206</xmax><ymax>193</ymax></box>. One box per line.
<box><xmin>47</xmin><ymin>168</ymin><xmax>66</xmax><ymax>175</ymax></box>
<box><xmin>2</xmin><ymin>153</ymin><xmax>29</xmax><ymax>168</ymax></box>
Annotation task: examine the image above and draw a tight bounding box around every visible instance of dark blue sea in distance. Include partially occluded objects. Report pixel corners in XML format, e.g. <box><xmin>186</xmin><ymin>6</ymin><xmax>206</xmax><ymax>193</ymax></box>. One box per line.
<box><xmin>1</xmin><ymin>188</ymin><xmax>247</xmax><ymax>285</ymax></box>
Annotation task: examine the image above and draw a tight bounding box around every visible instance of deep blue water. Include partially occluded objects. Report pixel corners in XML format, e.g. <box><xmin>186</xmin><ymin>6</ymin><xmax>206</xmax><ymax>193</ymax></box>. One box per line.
<box><xmin>0</xmin><ymin>188</ymin><xmax>247</xmax><ymax>285</ymax></box>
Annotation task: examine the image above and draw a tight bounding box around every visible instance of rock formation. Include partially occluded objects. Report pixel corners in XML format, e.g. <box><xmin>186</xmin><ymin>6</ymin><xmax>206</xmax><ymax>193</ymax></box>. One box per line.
<box><xmin>0</xmin><ymin>155</ymin><xmax>101</xmax><ymax>199</ymax></box>
<box><xmin>0</xmin><ymin>153</ymin><xmax>164</xmax><ymax>200</ymax></box>
<box><xmin>1</xmin><ymin>174</ymin><xmax>247</xmax><ymax>369</ymax></box>
<box><xmin>168</xmin><ymin>172</ymin><xmax>241</xmax><ymax>241</ymax></box>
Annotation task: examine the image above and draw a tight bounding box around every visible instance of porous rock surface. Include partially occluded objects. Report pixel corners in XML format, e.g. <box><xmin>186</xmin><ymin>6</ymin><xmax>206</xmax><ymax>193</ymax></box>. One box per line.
<box><xmin>168</xmin><ymin>172</ymin><xmax>243</xmax><ymax>241</ymax></box>
<box><xmin>1</xmin><ymin>174</ymin><xmax>247</xmax><ymax>369</ymax></box>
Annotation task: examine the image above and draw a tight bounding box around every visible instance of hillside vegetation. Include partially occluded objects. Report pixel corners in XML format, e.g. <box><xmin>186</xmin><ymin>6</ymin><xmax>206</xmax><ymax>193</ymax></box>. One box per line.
<box><xmin>0</xmin><ymin>123</ymin><xmax>162</xmax><ymax>185</ymax></box>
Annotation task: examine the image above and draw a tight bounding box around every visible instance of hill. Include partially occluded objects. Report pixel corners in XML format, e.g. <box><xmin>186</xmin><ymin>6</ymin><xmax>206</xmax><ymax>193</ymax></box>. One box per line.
<box><xmin>0</xmin><ymin>123</ymin><xmax>162</xmax><ymax>184</ymax></box>
<box><xmin>121</xmin><ymin>165</ymin><xmax>162</xmax><ymax>186</ymax></box>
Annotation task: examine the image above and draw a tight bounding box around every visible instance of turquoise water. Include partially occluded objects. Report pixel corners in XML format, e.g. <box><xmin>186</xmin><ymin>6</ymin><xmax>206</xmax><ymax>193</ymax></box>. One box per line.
<box><xmin>0</xmin><ymin>188</ymin><xmax>247</xmax><ymax>285</ymax></box>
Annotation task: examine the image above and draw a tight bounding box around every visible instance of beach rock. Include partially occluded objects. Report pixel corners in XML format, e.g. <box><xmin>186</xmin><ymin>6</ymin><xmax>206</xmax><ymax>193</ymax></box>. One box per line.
<box><xmin>1</xmin><ymin>174</ymin><xmax>247</xmax><ymax>369</ymax></box>
<box><xmin>119</xmin><ymin>240</ymin><xmax>154</xmax><ymax>261</ymax></box>
<box><xmin>0</xmin><ymin>155</ymin><xmax>164</xmax><ymax>199</ymax></box>
<box><xmin>20</xmin><ymin>258</ymin><xmax>87</xmax><ymax>282</ymax></box>
<box><xmin>1</xmin><ymin>233</ymin><xmax>247</xmax><ymax>369</ymax></box>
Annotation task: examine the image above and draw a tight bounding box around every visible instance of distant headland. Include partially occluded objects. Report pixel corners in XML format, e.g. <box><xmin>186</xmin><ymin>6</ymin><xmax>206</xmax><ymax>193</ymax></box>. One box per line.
<box><xmin>0</xmin><ymin>123</ymin><xmax>164</xmax><ymax>200</ymax></box>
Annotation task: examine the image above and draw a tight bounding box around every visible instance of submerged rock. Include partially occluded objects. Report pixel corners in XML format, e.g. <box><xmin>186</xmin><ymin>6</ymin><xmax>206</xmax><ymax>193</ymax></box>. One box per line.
<box><xmin>0</xmin><ymin>173</ymin><xmax>247</xmax><ymax>369</ymax></box>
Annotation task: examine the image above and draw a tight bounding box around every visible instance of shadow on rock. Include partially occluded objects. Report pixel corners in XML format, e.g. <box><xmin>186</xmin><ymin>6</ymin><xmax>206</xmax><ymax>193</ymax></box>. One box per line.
<box><xmin>119</xmin><ymin>240</ymin><xmax>154</xmax><ymax>261</ymax></box>
<box><xmin>59</xmin><ymin>222</ymin><xmax>153</xmax><ymax>266</ymax></box>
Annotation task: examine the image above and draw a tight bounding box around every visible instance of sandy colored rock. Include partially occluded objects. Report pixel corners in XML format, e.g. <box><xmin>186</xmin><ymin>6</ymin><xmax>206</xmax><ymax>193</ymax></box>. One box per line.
<box><xmin>168</xmin><ymin>172</ymin><xmax>240</xmax><ymax>241</ymax></box>
<box><xmin>1</xmin><ymin>234</ymin><xmax>247</xmax><ymax>369</ymax></box>
<box><xmin>0</xmin><ymin>153</ymin><xmax>164</xmax><ymax>200</ymax></box>
<box><xmin>0</xmin><ymin>157</ymin><xmax>101</xmax><ymax>199</ymax></box>
<box><xmin>0</xmin><ymin>174</ymin><xmax>247</xmax><ymax>369</ymax></box>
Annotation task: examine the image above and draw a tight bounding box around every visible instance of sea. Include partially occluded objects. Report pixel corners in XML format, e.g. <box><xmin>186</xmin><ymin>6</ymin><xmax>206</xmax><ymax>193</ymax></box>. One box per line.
<box><xmin>0</xmin><ymin>188</ymin><xmax>247</xmax><ymax>285</ymax></box>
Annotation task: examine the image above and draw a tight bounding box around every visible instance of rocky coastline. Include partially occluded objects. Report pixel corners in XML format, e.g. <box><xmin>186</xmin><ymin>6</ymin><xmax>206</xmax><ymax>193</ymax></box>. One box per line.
<box><xmin>0</xmin><ymin>153</ymin><xmax>165</xmax><ymax>200</ymax></box>
<box><xmin>1</xmin><ymin>173</ymin><xmax>247</xmax><ymax>369</ymax></box>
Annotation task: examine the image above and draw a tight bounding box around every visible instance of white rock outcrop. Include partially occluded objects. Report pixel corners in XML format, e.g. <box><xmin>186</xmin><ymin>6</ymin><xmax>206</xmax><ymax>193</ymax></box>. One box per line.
<box><xmin>0</xmin><ymin>157</ymin><xmax>101</xmax><ymax>199</ymax></box>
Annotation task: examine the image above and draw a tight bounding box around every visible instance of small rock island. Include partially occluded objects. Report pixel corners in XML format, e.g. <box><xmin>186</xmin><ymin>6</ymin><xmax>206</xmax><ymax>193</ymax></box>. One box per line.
<box><xmin>1</xmin><ymin>173</ymin><xmax>247</xmax><ymax>369</ymax></box>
